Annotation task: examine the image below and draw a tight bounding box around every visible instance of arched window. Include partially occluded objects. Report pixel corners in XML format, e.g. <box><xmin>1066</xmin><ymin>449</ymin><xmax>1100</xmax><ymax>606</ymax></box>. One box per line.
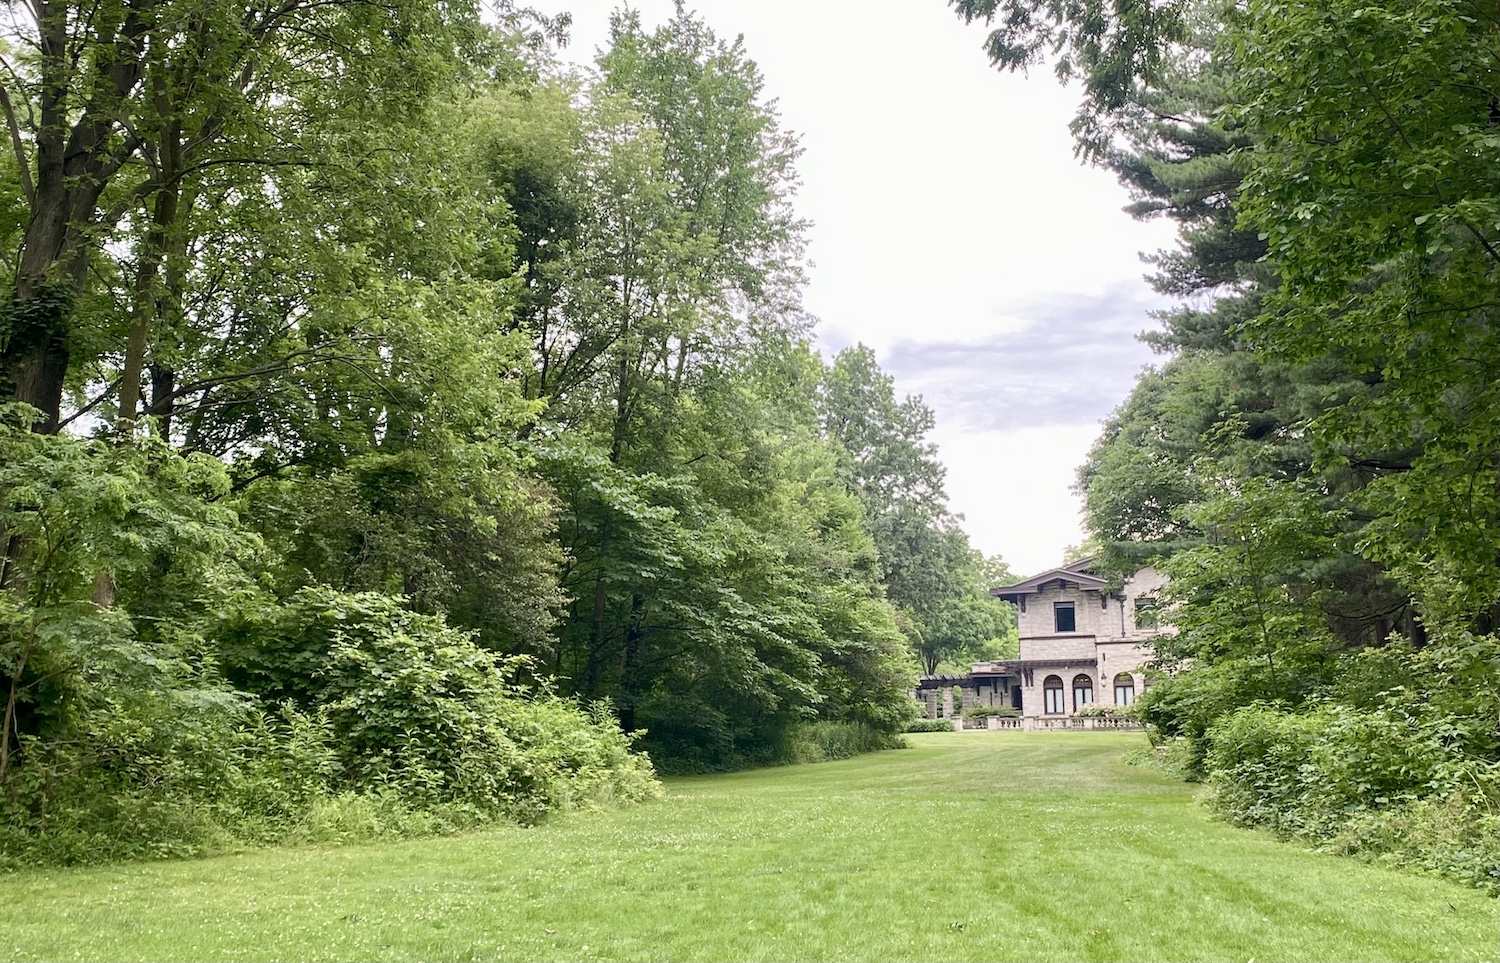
<box><xmin>1043</xmin><ymin>675</ymin><xmax>1065</xmax><ymax>714</ymax></box>
<box><xmin>1114</xmin><ymin>672</ymin><xmax>1135</xmax><ymax>706</ymax></box>
<box><xmin>1072</xmin><ymin>674</ymin><xmax>1094</xmax><ymax>710</ymax></box>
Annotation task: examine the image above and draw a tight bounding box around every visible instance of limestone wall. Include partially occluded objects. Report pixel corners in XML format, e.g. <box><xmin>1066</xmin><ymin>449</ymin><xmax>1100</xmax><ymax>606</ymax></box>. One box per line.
<box><xmin>1019</xmin><ymin>661</ymin><xmax>1101</xmax><ymax>716</ymax></box>
<box><xmin>1016</xmin><ymin>580</ymin><xmax>1110</xmax><ymax>638</ymax></box>
<box><xmin>1018</xmin><ymin>634</ymin><xmax>1095</xmax><ymax>660</ymax></box>
<box><xmin>1120</xmin><ymin>566</ymin><xmax>1171</xmax><ymax>639</ymax></box>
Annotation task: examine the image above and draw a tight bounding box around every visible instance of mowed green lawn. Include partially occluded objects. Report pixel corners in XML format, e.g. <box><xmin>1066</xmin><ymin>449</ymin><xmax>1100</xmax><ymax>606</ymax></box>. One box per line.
<box><xmin>1</xmin><ymin>732</ymin><xmax>1495</xmax><ymax>962</ymax></box>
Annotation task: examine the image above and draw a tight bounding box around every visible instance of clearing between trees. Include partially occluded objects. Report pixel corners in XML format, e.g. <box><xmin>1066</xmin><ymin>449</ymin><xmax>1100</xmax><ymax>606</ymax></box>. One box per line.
<box><xmin>1</xmin><ymin>732</ymin><xmax>1493</xmax><ymax>963</ymax></box>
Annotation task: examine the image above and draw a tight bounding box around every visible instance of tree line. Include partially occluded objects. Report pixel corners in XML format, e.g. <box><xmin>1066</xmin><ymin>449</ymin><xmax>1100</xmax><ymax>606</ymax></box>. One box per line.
<box><xmin>952</xmin><ymin>0</ymin><xmax>1499</xmax><ymax>890</ymax></box>
<box><xmin>0</xmin><ymin>2</ymin><xmax>1015</xmax><ymax>863</ymax></box>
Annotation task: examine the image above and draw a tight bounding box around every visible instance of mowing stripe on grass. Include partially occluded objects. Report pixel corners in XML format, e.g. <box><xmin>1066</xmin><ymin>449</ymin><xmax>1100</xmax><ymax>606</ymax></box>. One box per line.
<box><xmin>0</xmin><ymin>732</ymin><xmax>1495</xmax><ymax>962</ymax></box>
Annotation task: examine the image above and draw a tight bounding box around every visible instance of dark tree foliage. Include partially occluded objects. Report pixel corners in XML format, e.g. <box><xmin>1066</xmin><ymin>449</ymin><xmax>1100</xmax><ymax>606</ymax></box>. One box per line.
<box><xmin>952</xmin><ymin>0</ymin><xmax>1500</xmax><ymax>889</ymax></box>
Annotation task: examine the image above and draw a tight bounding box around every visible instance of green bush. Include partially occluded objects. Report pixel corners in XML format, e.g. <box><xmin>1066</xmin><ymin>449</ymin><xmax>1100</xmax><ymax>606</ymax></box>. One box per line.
<box><xmin>1201</xmin><ymin>700</ymin><xmax>1499</xmax><ymax>892</ymax></box>
<box><xmin>1135</xmin><ymin>631</ymin><xmax>1500</xmax><ymax>893</ymax></box>
<box><xmin>0</xmin><ymin>579</ymin><xmax>660</xmax><ymax>868</ymax></box>
<box><xmin>1075</xmin><ymin>702</ymin><xmax>1132</xmax><ymax>719</ymax></box>
<box><xmin>1135</xmin><ymin>659</ymin><xmax>1298</xmax><ymax>778</ymax></box>
<box><xmin>904</xmin><ymin>718</ymin><xmax>954</xmax><ymax>733</ymax></box>
<box><xmin>1327</xmin><ymin>784</ymin><xmax>1500</xmax><ymax>894</ymax></box>
<box><xmin>962</xmin><ymin>705</ymin><xmax>1019</xmax><ymax>719</ymax></box>
<box><xmin>216</xmin><ymin>588</ymin><xmax>659</xmax><ymax>821</ymax></box>
<box><xmin>784</xmin><ymin>721</ymin><xmax>905</xmax><ymax>763</ymax></box>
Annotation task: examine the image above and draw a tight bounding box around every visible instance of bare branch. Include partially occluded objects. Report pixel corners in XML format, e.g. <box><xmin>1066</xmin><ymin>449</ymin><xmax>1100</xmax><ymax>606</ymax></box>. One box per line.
<box><xmin>147</xmin><ymin>348</ymin><xmax>407</xmax><ymax>413</ymax></box>
<box><xmin>56</xmin><ymin>377</ymin><xmax>122</xmax><ymax>430</ymax></box>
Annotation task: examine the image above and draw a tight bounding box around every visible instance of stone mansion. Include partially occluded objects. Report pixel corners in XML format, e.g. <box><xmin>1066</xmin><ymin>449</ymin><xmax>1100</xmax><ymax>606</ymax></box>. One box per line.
<box><xmin>915</xmin><ymin>558</ymin><xmax>1168</xmax><ymax>725</ymax></box>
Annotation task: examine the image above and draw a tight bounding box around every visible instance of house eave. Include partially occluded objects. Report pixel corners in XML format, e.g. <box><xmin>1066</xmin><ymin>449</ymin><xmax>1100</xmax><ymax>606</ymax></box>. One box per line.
<box><xmin>990</xmin><ymin>566</ymin><xmax>1109</xmax><ymax>600</ymax></box>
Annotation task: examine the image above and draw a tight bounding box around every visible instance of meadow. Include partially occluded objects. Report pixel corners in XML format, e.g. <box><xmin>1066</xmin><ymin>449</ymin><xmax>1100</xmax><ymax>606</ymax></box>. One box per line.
<box><xmin>1</xmin><ymin>731</ymin><xmax>1494</xmax><ymax>962</ymax></box>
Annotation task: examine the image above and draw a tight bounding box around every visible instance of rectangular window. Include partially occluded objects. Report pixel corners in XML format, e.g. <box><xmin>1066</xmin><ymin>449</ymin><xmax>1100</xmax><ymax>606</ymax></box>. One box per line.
<box><xmin>1044</xmin><ymin>687</ymin><xmax>1065</xmax><ymax>714</ymax></box>
<box><xmin>1134</xmin><ymin>597</ymin><xmax>1159</xmax><ymax>629</ymax></box>
<box><xmin>1054</xmin><ymin>602</ymin><xmax>1076</xmax><ymax>633</ymax></box>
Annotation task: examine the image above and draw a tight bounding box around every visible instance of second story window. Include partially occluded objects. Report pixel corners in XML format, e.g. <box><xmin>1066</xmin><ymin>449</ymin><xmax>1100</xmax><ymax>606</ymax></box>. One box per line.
<box><xmin>1134</xmin><ymin>597</ymin><xmax>1159</xmax><ymax>630</ymax></box>
<box><xmin>1054</xmin><ymin>601</ymin><xmax>1076</xmax><ymax>633</ymax></box>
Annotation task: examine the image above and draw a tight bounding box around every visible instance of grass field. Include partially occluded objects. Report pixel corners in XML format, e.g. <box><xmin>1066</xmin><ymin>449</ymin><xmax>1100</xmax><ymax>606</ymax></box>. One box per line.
<box><xmin>1</xmin><ymin>731</ymin><xmax>1495</xmax><ymax>962</ymax></box>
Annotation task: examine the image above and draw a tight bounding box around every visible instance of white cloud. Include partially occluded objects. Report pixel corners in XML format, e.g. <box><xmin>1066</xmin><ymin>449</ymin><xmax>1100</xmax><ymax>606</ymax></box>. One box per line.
<box><xmin>933</xmin><ymin>423</ymin><xmax>1102</xmax><ymax>576</ymax></box>
<box><xmin>877</xmin><ymin>284</ymin><xmax>1168</xmax><ymax>429</ymax></box>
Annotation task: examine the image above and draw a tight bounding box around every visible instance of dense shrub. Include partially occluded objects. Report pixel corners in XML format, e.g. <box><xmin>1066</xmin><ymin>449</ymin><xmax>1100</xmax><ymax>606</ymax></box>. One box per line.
<box><xmin>0</xmin><ymin>425</ymin><xmax>255</xmax><ymax>866</ymax></box>
<box><xmin>904</xmin><ymin>718</ymin><xmax>954</xmax><ymax>733</ymax></box>
<box><xmin>1136</xmin><ymin>657</ymin><xmax>1327</xmax><ymax>779</ymax></box>
<box><xmin>215</xmin><ymin>588</ymin><xmax>660</xmax><ymax>821</ymax></box>
<box><xmin>1326</xmin><ymin>787</ymin><xmax>1500</xmax><ymax>894</ymax></box>
<box><xmin>962</xmin><ymin>705</ymin><xmax>1019</xmax><ymax>719</ymax></box>
<box><xmin>1202</xmin><ymin>700</ymin><xmax>1499</xmax><ymax>893</ymax></box>
<box><xmin>783</xmin><ymin>721</ymin><xmax>905</xmax><ymax>763</ymax></box>
<box><xmin>1134</xmin><ymin>634</ymin><xmax>1500</xmax><ymax>893</ymax></box>
<box><xmin>0</xmin><ymin>573</ymin><xmax>659</xmax><ymax>867</ymax></box>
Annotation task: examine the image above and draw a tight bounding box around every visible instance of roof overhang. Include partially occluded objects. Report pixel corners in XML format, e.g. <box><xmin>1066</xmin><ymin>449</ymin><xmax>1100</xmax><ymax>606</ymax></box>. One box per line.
<box><xmin>990</xmin><ymin>565</ymin><xmax>1108</xmax><ymax>602</ymax></box>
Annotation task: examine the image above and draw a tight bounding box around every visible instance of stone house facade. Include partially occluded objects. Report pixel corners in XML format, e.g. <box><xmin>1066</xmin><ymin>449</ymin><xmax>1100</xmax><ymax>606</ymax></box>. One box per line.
<box><xmin>915</xmin><ymin>559</ymin><xmax>1169</xmax><ymax>725</ymax></box>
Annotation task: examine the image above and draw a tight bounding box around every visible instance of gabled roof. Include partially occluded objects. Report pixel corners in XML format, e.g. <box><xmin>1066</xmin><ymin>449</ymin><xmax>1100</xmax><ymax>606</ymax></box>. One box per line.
<box><xmin>989</xmin><ymin>564</ymin><xmax>1107</xmax><ymax>601</ymax></box>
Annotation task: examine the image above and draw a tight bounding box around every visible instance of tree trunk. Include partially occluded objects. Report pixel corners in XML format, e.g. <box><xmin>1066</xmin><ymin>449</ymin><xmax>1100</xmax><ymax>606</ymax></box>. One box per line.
<box><xmin>116</xmin><ymin>194</ymin><xmax>174</xmax><ymax>430</ymax></box>
<box><xmin>91</xmin><ymin>570</ymin><xmax>117</xmax><ymax>608</ymax></box>
<box><xmin>0</xmin><ymin>0</ymin><xmax>150</xmax><ymax>432</ymax></box>
<box><xmin>147</xmin><ymin>363</ymin><xmax>176</xmax><ymax>439</ymax></box>
<box><xmin>2</xmin><ymin>278</ymin><xmax>75</xmax><ymax>434</ymax></box>
<box><xmin>585</xmin><ymin>570</ymin><xmax>609</xmax><ymax>700</ymax></box>
<box><xmin>618</xmin><ymin>595</ymin><xmax>645</xmax><ymax>733</ymax></box>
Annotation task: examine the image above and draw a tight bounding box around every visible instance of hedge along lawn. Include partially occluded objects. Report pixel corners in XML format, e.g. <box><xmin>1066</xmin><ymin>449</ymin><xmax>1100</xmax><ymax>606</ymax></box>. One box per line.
<box><xmin>2</xmin><ymin>733</ymin><xmax>1496</xmax><ymax>963</ymax></box>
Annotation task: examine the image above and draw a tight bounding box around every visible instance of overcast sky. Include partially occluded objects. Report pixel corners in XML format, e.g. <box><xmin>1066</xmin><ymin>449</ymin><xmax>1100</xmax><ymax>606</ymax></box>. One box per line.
<box><xmin>540</xmin><ymin>1</ymin><xmax>1180</xmax><ymax>576</ymax></box>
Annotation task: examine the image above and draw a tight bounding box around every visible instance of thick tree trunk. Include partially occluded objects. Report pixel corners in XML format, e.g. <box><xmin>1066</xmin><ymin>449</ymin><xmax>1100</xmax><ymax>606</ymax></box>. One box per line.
<box><xmin>0</xmin><ymin>0</ymin><xmax>150</xmax><ymax>432</ymax></box>
<box><xmin>3</xmin><ymin>206</ymin><xmax>84</xmax><ymax>432</ymax></box>
<box><xmin>0</xmin><ymin>297</ymin><xmax>71</xmax><ymax>432</ymax></box>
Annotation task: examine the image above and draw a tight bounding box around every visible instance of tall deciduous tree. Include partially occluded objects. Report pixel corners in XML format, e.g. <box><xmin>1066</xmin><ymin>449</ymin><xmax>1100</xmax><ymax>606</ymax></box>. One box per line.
<box><xmin>0</xmin><ymin>0</ymin><xmax>485</xmax><ymax>431</ymax></box>
<box><xmin>820</xmin><ymin>344</ymin><xmax>1010</xmax><ymax>674</ymax></box>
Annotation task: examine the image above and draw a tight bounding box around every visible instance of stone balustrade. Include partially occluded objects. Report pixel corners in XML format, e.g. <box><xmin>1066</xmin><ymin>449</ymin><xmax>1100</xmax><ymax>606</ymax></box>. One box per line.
<box><xmin>953</xmin><ymin>715</ymin><xmax>1144</xmax><ymax>732</ymax></box>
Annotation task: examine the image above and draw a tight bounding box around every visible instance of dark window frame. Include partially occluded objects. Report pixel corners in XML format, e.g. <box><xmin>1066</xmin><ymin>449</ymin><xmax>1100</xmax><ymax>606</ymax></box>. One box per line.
<box><xmin>1134</xmin><ymin>597</ymin><xmax>1159</xmax><ymax>630</ymax></box>
<box><xmin>1043</xmin><ymin>675</ymin><xmax>1065</xmax><ymax>714</ymax></box>
<box><xmin>1072</xmin><ymin>673</ymin><xmax>1094</xmax><ymax>710</ymax></box>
